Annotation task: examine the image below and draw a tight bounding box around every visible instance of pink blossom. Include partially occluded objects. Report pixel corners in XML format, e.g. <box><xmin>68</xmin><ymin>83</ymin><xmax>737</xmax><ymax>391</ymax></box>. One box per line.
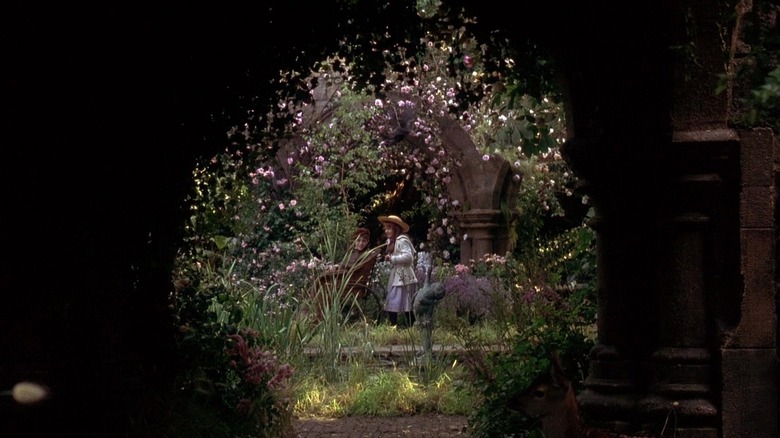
<box><xmin>455</xmin><ymin>264</ymin><xmax>470</xmax><ymax>275</ymax></box>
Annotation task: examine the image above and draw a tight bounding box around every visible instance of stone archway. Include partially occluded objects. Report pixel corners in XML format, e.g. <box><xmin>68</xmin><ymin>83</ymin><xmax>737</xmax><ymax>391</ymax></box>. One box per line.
<box><xmin>435</xmin><ymin>116</ymin><xmax>522</xmax><ymax>263</ymax></box>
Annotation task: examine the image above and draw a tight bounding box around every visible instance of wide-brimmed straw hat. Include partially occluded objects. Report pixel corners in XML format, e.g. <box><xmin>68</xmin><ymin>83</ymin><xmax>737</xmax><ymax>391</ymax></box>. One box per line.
<box><xmin>378</xmin><ymin>215</ymin><xmax>410</xmax><ymax>233</ymax></box>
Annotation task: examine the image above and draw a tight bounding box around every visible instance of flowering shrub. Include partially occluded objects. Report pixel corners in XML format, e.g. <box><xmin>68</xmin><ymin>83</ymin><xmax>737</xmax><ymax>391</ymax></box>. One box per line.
<box><xmin>438</xmin><ymin>264</ymin><xmax>495</xmax><ymax>324</ymax></box>
<box><xmin>224</xmin><ymin>329</ymin><xmax>295</xmax><ymax>431</ymax></box>
<box><xmin>456</xmin><ymin>229</ymin><xmax>597</xmax><ymax>438</ymax></box>
<box><xmin>170</xmin><ymin>325</ymin><xmax>294</xmax><ymax>436</ymax></box>
<box><xmin>171</xmin><ymin>240</ymin><xmax>311</xmax><ymax>437</ymax></box>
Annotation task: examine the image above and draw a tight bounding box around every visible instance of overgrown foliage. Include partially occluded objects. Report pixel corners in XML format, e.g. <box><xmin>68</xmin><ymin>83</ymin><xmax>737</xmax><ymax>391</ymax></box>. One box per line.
<box><xmin>168</xmin><ymin>7</ymin><xmax>589</xmax><ymax>436</ymax></box>
<box><xmin>411</xmin><ymin>223</ymin><xmax>597</xmax><ymax>437</ymax></box>
<box><xmin>718</xmin><ymin>0</ymin><xmax>779</xmax><ymax>132</ymax></box>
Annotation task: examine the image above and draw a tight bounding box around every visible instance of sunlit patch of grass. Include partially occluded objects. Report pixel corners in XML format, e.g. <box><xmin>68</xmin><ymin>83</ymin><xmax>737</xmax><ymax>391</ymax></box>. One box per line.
<box><xmin>292</xmin><ymin>374</ymin><xmax>347</xmax><ymax>418</ymax></box>
<box><xmin>292</xmin><ymin>354</ymin><xmax>476</xmax><ymax>418</ymax></box>
<box><xmin>427</xmin><ymin>371</ymin><xmax>479</xmax><ymax>415</ymax></box>
<box><xmin>349</xmin><ymin>370</ymin><xmax>423</xmax><ymax>415</ymax></box>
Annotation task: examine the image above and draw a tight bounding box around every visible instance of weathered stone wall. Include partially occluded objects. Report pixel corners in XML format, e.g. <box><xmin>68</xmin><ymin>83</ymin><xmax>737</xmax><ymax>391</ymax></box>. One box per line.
<box><xmin>721</xmin><ymin>128</ymin><xmax>778</xmax><ymax>437</ymax></box>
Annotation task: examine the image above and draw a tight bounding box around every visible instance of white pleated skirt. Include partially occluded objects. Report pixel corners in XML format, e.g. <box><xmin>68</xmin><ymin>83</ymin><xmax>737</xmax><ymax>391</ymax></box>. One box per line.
<box><xmin>384</xmin><ymin>283</ymin><xmax>417</xmax><ymax>313</ymax></box>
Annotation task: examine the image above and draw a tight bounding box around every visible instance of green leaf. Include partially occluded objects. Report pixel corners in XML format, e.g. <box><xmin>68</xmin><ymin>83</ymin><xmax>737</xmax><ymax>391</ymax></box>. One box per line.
<box><xmin>212</xmin><ymin>235</ymin><xmax>231</xmax><ymax>250</ymax></box>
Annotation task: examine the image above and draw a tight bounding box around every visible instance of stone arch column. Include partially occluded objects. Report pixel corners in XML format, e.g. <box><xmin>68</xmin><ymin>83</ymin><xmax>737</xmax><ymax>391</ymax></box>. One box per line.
<box><xmin>435</xmin><ymin>116</ymin><xmax>522</xmax><ymax>262</ymax></box>
<box><xmin>457</xmin><ymin>209</ymin><xmax>502</xmax><ymax>263</ymax></box>
<box><xmin>547</xmin><ymin>2</ymin><xmax>777</xmax><ymax>437</ymax></box>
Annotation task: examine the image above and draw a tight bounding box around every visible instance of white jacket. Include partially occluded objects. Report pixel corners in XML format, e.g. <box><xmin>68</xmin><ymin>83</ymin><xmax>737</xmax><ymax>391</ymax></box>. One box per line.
<box><xmin>386</xmin><ymin>234</ymin><xmax>418</xmax><ymax>287</ymax></box>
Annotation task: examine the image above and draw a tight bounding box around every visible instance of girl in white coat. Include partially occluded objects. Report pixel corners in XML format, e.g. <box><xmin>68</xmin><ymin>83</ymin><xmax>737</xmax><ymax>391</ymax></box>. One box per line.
<box><xmin>378</xmin><ymin>215</ymin><xmax>418</xmax><ymax>326</ymax></box>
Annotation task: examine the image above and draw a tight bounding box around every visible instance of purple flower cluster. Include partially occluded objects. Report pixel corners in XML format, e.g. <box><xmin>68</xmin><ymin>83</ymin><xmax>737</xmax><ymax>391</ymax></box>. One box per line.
<box><xmin>440</xmin><ymin>271</ymin><xmax>494</xmax><ymax>322</ymax></box>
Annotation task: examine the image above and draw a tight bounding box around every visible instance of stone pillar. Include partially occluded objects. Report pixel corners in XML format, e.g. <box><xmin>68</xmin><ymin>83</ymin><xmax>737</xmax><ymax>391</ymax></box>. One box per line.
<box><xmin>570</xmin><ymin>134</ymin><xmax>733</xmax><ymax>437</ymax></box>
<box><xmin>570</xmin><ymin>139</ymin><xmax>668</xmax><ymax>433</ymax></box>
<box><xmin>551</xmin><ymin>0</ymin><xmax>777</xmax><ymax>434</ymax></box>
<box><xmin>456</xmin><ymin>209</ymin><xmax>502</xmax><ymax>262</ymax></box>
<box><xmin>632</xmin><ymin>131</ymin><xmax>738</xmax><ymax>437</ymax></box>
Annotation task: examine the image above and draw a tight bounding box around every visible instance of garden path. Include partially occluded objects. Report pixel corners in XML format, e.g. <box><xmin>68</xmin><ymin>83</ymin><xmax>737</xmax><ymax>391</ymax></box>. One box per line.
<box><xmin>292</xmin><ymin>413</ymin><xmax>469</xmax><ymax>437</ymax></box>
